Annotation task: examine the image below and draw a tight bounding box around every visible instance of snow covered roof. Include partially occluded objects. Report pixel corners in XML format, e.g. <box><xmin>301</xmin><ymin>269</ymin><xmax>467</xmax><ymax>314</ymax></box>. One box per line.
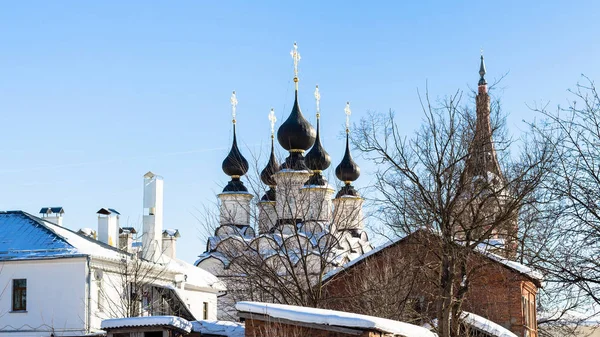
<box><xmin>101</xmin><ymin>316</ymin><xmax>192</xmax><ymax>333</ymax></box>
<box><xmin>462</xmin><ymin>311</ymin><xmax>517</xmax><ymax>337</ymax></box>
<box><xmin>235</xmin><ymin>301</ymin><xmax>436</xmax><ymax>337</ymax></box>
<box><xmin>0</xmin><ymin>211</ymin><xmax>123</xmax><ymax>261</ymax></box>
<box><xmin>323</xmin><ymin>229</ymin><xmax>542</xmax><ymax>284</ymax></box>
<box><xmin>191</xmin><ymin>320</ymin><xmax>245</xmax><ymax>337</ymax></box>
<box><xmin>164</xmin><ymin>256</ymin><xmax>226</xmax><ymax>292</ymax></box>
<box><xmin>475</xmin><ymin>247</ymin><xmax>543</xmax><ymax>281</ymax></box>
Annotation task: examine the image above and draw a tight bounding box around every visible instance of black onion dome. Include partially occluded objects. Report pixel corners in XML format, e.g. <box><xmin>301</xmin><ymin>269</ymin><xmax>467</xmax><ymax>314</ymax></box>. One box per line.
<box><xmin>277</xmin><ymin>91</ymin><xmax>316</xmax><ymax>151</ymax></box>
<box><xmin>335</xmin><ymin>133</ymin><xmax>360</xmax><ymax>183</ymax></box>
<box><xmin>305</xmin><ymin>118</ymin><xmax>331</xmax><ymax>171</ymax></box>
<box><xmin>260</xmin><ymin>140</ymin><xmax>280</xmax><ymax>186</ymax></box>
<box><xmin>222</xmin><ymin>124</ymin><xmax>249</xmax><ymax>177</ymax></box>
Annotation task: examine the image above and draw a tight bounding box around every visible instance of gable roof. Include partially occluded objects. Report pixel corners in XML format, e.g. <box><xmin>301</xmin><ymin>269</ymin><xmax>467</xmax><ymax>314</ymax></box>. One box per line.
<box><xmin>0</xmin><ymin>211</ymin><xmax>124</xmax><ymax>261</ymax></box>
<box><xmin>323</xmin><ymin>229</ymin><xmax>542</xmax><ymax>286</ymax></box>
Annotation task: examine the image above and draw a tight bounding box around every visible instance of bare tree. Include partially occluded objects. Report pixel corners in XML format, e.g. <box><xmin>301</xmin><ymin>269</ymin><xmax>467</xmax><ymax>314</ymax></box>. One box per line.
<box><xmin>96</xmin><ymin>250</ymin><xmax>192</xmax><ymax>320</ymax></box>
<box><xmin>353</xmin><ymin>85</ymin><xmax>553</xmax><ymax>337</ymax></box>
<box><xmin>197</xmin><ymin>150</ymin><xmax>371</xmax><ymax>320</ymax></box>
<box><xmin>528</xmin><ymin>76</ymin><xmax>600</xmax><ymax>336</ymax></box>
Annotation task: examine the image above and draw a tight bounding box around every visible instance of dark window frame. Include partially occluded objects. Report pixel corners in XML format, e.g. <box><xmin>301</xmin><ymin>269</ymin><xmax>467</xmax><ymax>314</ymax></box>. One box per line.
<box><xmin>12</xmin><ymin>279</ymin><xmax>27</xmax><ymax>312</ymax></box>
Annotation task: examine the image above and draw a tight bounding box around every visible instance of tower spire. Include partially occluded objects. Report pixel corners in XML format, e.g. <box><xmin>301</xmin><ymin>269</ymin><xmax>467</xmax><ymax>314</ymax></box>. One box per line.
<box><xmin>305</xmin><ymin>85</ymin><xmax>331</xmax><ymax>186</ymax></box>
<box><xmin>221</xmin><ymin>91</ymin><xmax>249</xmax><ymax>192</ymax></box>
<box><xmin>261</xmin><ymin>108</ymin><xmax>280</xmax><ymax>201</ymax></box>
<box><xmin>335</xmin><ymin>102</ymin><xmax>360</xmax><ymax>197</ymax></box>
<box><xmin>478</xmin><ymin>51</ymin><xmax>487</xmax><ymax>87</ymax></box>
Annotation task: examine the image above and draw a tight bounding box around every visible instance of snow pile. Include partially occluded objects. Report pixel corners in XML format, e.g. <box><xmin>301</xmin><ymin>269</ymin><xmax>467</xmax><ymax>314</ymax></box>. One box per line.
<box><xmin>462</xmin><ymin>311</ymin><xmax>517</xmax><ymax>337</ymax></box>
<box><xmin>101</xmin><ymin>316</ymin><xmax>192</xmax><ymax>333</ymax></box>
<box><xmin>191</xmin><ymin>320</ymin><xmax>245</xmax><ymax>337</ymax></box>
<box><xmin>235</xmin><ymin>301</ymin><xmax>436</xmax><ymax>337</ymax></box>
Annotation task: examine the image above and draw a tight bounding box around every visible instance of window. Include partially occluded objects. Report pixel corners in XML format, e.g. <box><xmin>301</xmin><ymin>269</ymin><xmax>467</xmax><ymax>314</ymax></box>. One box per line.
<box><xmin>144</xmin><ymin>331</ymin><xmax>162</xmax><ymax>337</ymax></box>
<box><xmin>203</xmin><ymin>302</ymin><xmax>209</xmax><ymax>320</ymax></box>
<box><xmin>97</xmin><ymin>279</ymin><xmax>104</xmax><ymax>312</ymax></box>
<box><xmin>12</xmin><ymin>279</ymin><xmax>27</xmax><ymax>311</ymax></box>
<box><xmin>522</xmin><ymin>289</ymin><xmax>537</xmax><ymax>337</ymax></box>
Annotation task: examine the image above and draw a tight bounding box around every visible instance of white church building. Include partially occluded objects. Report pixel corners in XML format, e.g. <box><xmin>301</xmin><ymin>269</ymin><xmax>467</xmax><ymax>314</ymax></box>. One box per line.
<box><xmin>195</xmin><ymin>44</ymin><xmax>373</xmax><ymax>306</ymax></box>
<box><xmin>0</xmin><ymin>173</ymin><xmax>225</xmax><ymax>337</ymax></box>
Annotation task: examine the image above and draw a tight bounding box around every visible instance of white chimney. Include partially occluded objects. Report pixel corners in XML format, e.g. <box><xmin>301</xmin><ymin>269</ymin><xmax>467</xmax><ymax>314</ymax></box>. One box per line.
<box><xmin>97</xmin><ymin>208</ymin><xmax>120</xmax><ymax>247</ymax></box>
<box><xmin>162</xmin><ymin>229</ymin><xmax>180</xmax><ymax>259</ymax></box>
<box><xmin>39</xmin><ymin>207</ymin><xmax>65</xmax><ymax>226</ymax></box>
<box><xmin>142</xmin><ymin>171</ymin><xmax>164</xmax><ymax>262</ymax></box>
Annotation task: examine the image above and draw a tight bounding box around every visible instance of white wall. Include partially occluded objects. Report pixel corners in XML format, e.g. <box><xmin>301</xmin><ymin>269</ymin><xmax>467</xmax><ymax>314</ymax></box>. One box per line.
<box><xmin>0</xmin><ymin>257</ymin><xmax>88</xmax><ymax>337</ymax></box>
<box><xmin>180</xmin><ymin>287</ymin><xmax>218</xmax><ymax>321</ymax></box>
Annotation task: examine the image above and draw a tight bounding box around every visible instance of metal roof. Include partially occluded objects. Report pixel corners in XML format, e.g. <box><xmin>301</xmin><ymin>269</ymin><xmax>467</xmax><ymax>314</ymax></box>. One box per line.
<box><xmin>0</xmin><ymin>211</ymin><xmax>123</xmax><ymax>261</ymax></box>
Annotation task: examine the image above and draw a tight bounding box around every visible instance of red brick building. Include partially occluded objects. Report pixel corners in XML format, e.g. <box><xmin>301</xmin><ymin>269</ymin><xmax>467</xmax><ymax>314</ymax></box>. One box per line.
<box><xmin>321</xmin><ymin>230</ymin><xmax>542</xmax><ymax>337</ymax></box>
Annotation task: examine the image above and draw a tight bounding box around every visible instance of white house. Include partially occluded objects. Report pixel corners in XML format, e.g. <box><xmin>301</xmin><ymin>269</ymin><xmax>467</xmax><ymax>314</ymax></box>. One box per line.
<box><xmin>0</xmin><ymin>173</ymin><xmax>225</xmax><ymax>337</ymax></box>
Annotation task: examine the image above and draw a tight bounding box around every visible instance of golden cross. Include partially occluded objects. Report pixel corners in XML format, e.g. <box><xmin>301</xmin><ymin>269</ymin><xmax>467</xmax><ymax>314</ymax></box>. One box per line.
<box><xmin>290</xmin><ymin>42</ymin><xmax>301</xmax><ymax>89</ymax></box>
<box><xmin>314</xmin><ymin>85</ymin><xmax>321</xmax><ymax>118</ymax></box>
<box><xmin>344</xmin><ymin>101</ymin><xmax>351</xmax><ymax>133</ymax></box>
<box><xmin>269</xmin><ymin>108</ymin><xmax>276</xmax><ymax>137</ymax></box>
<box><xmin>230</xmin><ymin>91</ymin><xmax>238</xmax><ymax>124</ymax></box>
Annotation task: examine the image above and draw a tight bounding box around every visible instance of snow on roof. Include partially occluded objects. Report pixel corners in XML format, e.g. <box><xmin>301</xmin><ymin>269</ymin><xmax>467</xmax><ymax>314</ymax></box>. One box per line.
<box><xmin>0</xmin><ymin>211</ymin><xmax>122</xmax><ymax>261</ymax></box>
<box><xmin>476</xmin><ymin>247</ymin><xmax>543</xmax><ymax>281</ymax></box>
<box><xmin>165</xmin><ymin>256</ymin><xmax>226</xmax><ymax>292</ymax></box>
<box><xmin>462</xmin><ymin>311</ymin><xmax>517</xmax><ymax>337</ymax></box>
<box><xmin>191</xmin><ymin>320</ymin><xmax>245</xmax><ymax>337</ymax></box>
<box><xmin>163</xmin><ymin>228</ymin><xmax>180</xmax><ymax>238</ymax></box>
<box><xmin>101</xmin><ymin>316</ymin><xmax>192</xmax><ymax>333</ymax></box>
<box><xmin>323</xmin><ymin>230</ymin><xmax>542</xmax><ymax>284</ymax></box>
<box><xmin>235</xmin><ymin>301</ymin><xmax>436</xmax><ymax>337</ymax></box>
<box><xmin>323</xmin><ymin>236</ymin><xmax>396</xmax><ymax>282</ymax></box>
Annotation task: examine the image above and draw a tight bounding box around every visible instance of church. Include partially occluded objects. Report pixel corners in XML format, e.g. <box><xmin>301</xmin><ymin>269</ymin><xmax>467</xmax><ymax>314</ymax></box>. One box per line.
<box><xmin>195</xmin><ymin>43</ymin><xmax>373</xmax><ymax>315</ymax></box>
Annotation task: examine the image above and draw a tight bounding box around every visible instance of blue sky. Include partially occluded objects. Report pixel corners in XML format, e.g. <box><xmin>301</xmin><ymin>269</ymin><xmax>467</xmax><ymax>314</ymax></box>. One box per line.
<box><xmin>0</xmin><ymin>1</ymin><xmax>599</xmax><ymax>262</ymax></box>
